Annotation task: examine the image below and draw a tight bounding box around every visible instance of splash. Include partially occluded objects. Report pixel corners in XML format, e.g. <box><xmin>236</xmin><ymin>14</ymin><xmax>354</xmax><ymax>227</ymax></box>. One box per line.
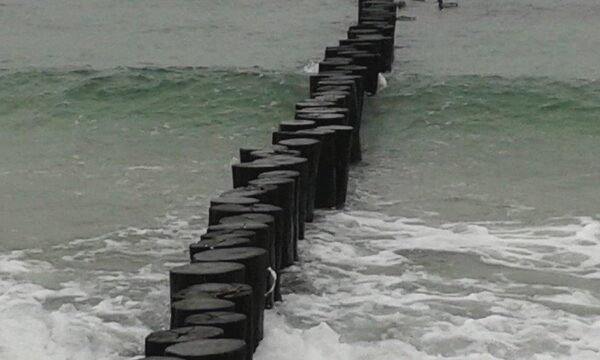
<box><xmin>303</xmin><ymin>60</ymin><xmax>320</xmax><ymax>74</ymax></box>
<box><xmin>377</xmin><ymin>73</ymin><xmax>388</xmax><ymax>91</ymax></box>
<box><xmin>258</xmin><ymin>211</ymin><xmax>600</xmax><ymax>359</ymax></box>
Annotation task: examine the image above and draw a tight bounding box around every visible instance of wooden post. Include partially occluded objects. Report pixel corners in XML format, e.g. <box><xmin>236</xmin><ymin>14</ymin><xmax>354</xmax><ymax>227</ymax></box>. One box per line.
<box><xmin>145</xmin><ymin>326</ymin><xmax>223</xmax><ymax>357</ymax></box>
<box><xmin>165</xmin><ymin>339</ymin><xmax>246</xmax><ymax>360</ymax></box>
<box><xmin>192</xmin><ymin>248</ymin><xmax>268</xmax><ymax>346</ymax></box>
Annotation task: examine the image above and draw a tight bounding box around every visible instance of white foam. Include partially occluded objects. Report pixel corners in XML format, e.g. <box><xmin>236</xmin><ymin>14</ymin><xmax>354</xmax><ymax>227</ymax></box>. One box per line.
<box><xmin>3</xmin><ymin>204</ymin><xmax>600</xmax><ymax>359</ymax></box>
<box><xmin>324</xmin><ymin>212</ymin><xmax>600</xmax><ymax>278</ymax></box>
<box><xmin>0</xmin><ymin>266</ymin><xmax>151</xmax><ymax>360</ymax></box>
<box><xmin>377</xmin><ymin>73</ymin><xmax>388</xmax><ymax>91</ymax></box>
<box><xmin>303</xmin><ymin>60</ymin><xmax>320</xmax><ymax>74</ymax></box>
<box><xmin>258</xmin><ymin>211</ymin><xmax>600</xmax><ymax>359</ymax></box>
<box><xmin>0</xmin><ymin>222</ymin><xmax>186</xmax><ymax>360</ymax></box>
<box><xmin>256</xmin><ymin>311</ymin><xmax>434</xmax><ymax>360</ymax></box>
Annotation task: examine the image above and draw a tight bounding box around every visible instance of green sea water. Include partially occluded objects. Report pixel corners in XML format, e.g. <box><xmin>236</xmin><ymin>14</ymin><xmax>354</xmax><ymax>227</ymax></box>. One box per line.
<box><xmin>5</xmin><ymin>69</ymin><xmax>599</xmax><ymax>250</ymax></box>
<box><xmin>359</xmin><ymin>75</ymin><xmax>600</xmax><ymax>222</ymax></box>
<box><xmin>0</xmin><ymin>68</ymin><xmax>306</xmax><ymax>249</ymax></box>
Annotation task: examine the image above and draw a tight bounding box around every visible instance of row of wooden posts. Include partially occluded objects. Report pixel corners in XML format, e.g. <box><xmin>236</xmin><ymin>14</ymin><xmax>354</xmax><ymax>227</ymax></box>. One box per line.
<box><xmin>140</xmin><ymin>1</ymin><xmax>401</xmax><ymax>358</ymax></box>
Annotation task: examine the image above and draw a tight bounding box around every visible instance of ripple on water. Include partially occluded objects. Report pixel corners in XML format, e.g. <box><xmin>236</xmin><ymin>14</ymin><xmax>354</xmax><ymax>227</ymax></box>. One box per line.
<box><xmin>267</xmin><ymin>211</ymin><xmax>600</xmax><ymax>360</ymax></box>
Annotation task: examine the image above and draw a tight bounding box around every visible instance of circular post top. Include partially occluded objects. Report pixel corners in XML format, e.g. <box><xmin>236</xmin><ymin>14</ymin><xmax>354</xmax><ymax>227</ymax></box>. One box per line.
<box><xmin>165</xmin><ymin>339</ymin><xmax>246</xmax><ymax>358</ymax></box>
<box><xmin>171</xmin><ymin>297</ymin><xmax>235</xmax><ymax>312</ymax></box>
<box><xmin>193</xmin><ymin>247</ymin><xmax>267</xmax><ymax>263</ymax></box>
<box><xmin>185</xmin><ymin>311</ymin><xmax>247</xmax><ymax>326</ymax></box>
<box><xmin>258</xmin><ymin>170</ymin><xmax>300</xmax><ymax>179</ymax></box>
<box><xmin>146</xmin><ymin>326</ymin><xmax>224</xmax><ymax>344</ymax></box>
<box><xmin>219</xmin><ymin>213</ymin><xmax>275</xmax><ymax>225</ymax></box>
<box><xmin>170</xmin><ymin>262</ymin><xmax>245</xmax><ymax>276</ymax></box>
<box><xmin>277</xmin><ymin>138</ymin><xmax>320</xmax><ymax>147</ymax></box>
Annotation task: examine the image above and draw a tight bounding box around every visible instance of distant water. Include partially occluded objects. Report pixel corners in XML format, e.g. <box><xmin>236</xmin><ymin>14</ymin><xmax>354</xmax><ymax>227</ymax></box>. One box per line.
<box><xmin>1</xmin><ymin>0</ymin><xmax>600</xmax><ymax>359</ymax></box>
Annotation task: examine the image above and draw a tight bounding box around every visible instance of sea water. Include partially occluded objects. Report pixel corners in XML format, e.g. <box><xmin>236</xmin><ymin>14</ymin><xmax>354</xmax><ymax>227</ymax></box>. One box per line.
<box><xmin>1</xmin><ymin>0</ymin><xmax>599</xmax><ymax>359</ymax></box>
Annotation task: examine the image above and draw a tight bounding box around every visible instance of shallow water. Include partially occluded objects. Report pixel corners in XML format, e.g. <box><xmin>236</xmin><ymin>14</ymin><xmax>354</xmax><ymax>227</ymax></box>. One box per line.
<box><xmin>1</xmin><ymin>0</ymin><xmax>599</xmax><ymax>359</ymax></box>
<box><xmin>0</xmin><ymin>68</ymin><xmax>305</xmax><ymax>249</ymax></box>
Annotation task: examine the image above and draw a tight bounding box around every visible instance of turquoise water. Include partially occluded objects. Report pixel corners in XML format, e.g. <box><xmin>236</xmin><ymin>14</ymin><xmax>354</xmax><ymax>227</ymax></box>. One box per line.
<box><xmin>361</xmin><ymin>75</ymin><xmax>600</xmax><ymax>222</ymax></box>
<box><xmin>1</xmin><ymin>0</ymin><xmax>600</xmax><ymax>359</ymax></box>
<box><xmin>0</xmin><ymin>68</ymin><xmax>306</xmax><ymax>249</ymax></box>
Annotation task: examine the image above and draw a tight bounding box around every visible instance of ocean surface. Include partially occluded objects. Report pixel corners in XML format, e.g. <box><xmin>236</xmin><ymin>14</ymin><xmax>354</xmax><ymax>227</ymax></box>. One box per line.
<box><xmin>1</xmin><ymin>0</ymin><xmax>600</xmax><ymax>359</ymax></box>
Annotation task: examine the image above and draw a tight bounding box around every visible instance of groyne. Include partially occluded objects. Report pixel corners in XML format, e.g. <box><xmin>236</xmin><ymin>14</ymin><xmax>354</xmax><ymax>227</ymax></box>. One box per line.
<box><xmin>140</xmin><ymin>0</ymin><xmax>403</xmax><ymax>358</ymax></box>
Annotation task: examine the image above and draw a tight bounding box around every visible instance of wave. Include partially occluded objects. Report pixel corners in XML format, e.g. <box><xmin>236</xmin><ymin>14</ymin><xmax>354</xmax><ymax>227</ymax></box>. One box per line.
<box><xmin>4</xmin><ymin>209</ymin><xmax>598</xmax><ymax>359</ymax></box>
<box><xmin>266</xmin><ymin>210</ymin><xmax>600</xmax><ymax>359</ymax></box>
<box><xmin>0</xmin><ymin>218</ymin><xmax>196</xmax><ymax>359</ymax></box>
<box><xmin>1</xmin><ymin>67</ymin><xmax>600</xmax><ymax>359</ymax></box>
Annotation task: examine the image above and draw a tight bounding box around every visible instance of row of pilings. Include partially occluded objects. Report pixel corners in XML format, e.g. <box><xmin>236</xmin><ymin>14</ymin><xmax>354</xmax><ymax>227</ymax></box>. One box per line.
<box><xmin>140</xmin><ymin>1</ymin><xmax>402</xmax><ymax>359</ymax></box>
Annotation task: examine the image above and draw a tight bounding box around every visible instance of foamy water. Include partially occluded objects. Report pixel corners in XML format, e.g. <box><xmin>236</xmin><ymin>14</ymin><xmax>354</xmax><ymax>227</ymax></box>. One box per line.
<box><xmin>1</xmin><ymin>207</ymin><xmax>599</xmax><ymax>358</ymax></box>
<box><xmin>0</xmin><ymin>220</ymin><xmax>190</xmax><ymax>359</ymax></box>
<box><xmin>258</xmin><ymin>212</ymin><xmax>600</xmax><ymax>359</ymax></box>
<box><xmin>3</xmin><ymin>210</ymin><xmax>598</xmax><ymax>359</ymax></box>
